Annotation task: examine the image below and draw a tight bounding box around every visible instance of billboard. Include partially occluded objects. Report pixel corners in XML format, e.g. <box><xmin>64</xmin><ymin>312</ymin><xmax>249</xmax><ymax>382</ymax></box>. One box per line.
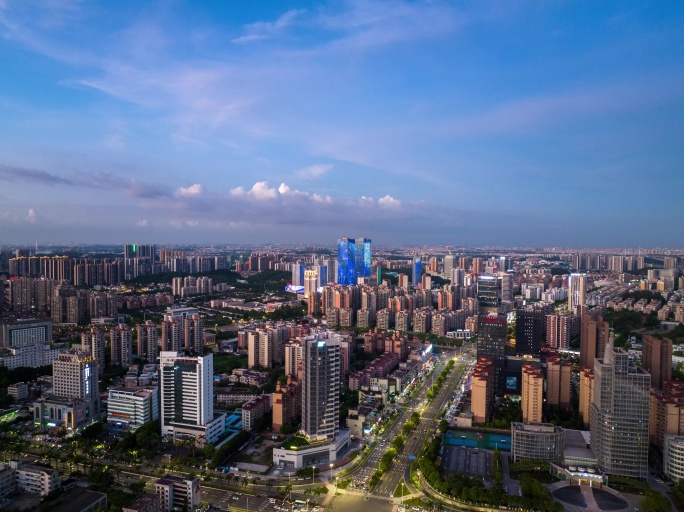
<box><xmin>285</xmin><ymin>285</ymin><xmax>305</xmax><ymax>294</ymax></box>
<box><xmin>505</xmin><ymin>376</ymin><xmax>517</xmax><ymax>391</ymax></box>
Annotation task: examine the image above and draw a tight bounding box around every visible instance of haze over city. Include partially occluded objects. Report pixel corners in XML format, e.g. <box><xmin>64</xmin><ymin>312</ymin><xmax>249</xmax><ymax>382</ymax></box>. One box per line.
<box><xmin>1</xmin><ymin>1</ymin><xmax>683</xmax><ymax>246</ymax></box>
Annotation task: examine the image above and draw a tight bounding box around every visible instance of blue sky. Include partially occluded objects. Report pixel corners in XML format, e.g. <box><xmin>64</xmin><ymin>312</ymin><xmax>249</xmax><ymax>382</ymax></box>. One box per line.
<box><xmin>0</xmin><ymin>0</ymin><xmax>683</xmax><ymax>247</ymax></box>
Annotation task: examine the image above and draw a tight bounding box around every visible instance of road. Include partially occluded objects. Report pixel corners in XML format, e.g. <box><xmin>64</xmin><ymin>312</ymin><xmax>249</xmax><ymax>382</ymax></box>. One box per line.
<box><xmin>336</xmin><ymin>347</ymin><xmax>474</xmax><ymax>507</ymax></box>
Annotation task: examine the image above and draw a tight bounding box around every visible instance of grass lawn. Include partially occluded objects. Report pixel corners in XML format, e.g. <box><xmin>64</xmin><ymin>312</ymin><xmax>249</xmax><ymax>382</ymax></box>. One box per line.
<box><xmin>286</xmin><ymin>436</ymin><xmax>311</xmax><ymax>449</ymax></box>
<box><xmin>337</xmin><ymin>479</ymin><xmax>352</xmax><ymax>490</ymax></box>
<box><xmin>394</xmin><ymin>481</ymin><xmax>411</xmax><ymax>497</ymax></box>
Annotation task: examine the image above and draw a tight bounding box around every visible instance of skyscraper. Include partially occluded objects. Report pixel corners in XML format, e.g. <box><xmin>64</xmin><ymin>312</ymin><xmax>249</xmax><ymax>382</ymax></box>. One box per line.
<box><xmin>291</xmin><ymin>263</ymin><xmax>306</xmax><ymax>287</ymax></box>
<box><xmin>137</xmin><ymin>320</ymin><xmax>159</xmax><ymax>363</ymax></box>
<box><xmin>590</xmin><ymin>343</ymin><xmax>650</xmax><ymax>481</ymax></box>
<box><xmin>477</xmin><ymin>275</ymin><xmax>500</xmax><ymax>314</ymax></box>
<box><xmin>412</xmin><ymin>256</ymin><xmax>422</xmax><ymax>287</ymax></box>
<box><xmin>337</xmin><ymin>238</ymin><xmax>371</xmax><ymax>286</ymax></box>
<box><xmin>476</xmin><ymin>314</ymin><xmax>507</xmax><ymax>365</ymax></box>
<box><xmin>159</xmin><ymin>352</ymin><xmax>224</xmax><ymax>445</ymax></box>
<box><xmin>515</xmin><ymin>307</ymin><xmax>543</xmax><ymax>356</ymax></box>
<box><xmin>443</xmin><ymin>254</ymin><xmax>456</xmax><ymax>278</ymax></box>
<box><xmin>302</xmin><ymin>337</ymin><xmax>341</xmax><ymax>442</ymax></box>
<box><xmin>568</xmin><ymin>273</ymin><xmax>587</xmax><ymax>312</ymax></box>
<box><xmin>580</xmin><ymin>312</ymin><xmax>610</xmax><ymax>368</ymax></box>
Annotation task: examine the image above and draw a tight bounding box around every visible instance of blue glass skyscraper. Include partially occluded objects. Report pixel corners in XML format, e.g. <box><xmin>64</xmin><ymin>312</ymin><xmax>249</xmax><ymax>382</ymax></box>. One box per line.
<box><xmin>337</xmin><ymin>238</ymin><xmax>371</xmax><ymax>285</ymax></box>
<box><xmin>412</xmin><ymin>256</ymin><xmax>422</xmax><ymax>287</ymax></box>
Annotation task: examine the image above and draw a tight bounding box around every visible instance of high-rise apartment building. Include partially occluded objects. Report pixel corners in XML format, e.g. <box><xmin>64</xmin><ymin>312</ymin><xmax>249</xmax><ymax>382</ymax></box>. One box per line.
<box><xmin>641</xmin><ymin>335</ymin><xmax>673</xmax><ymax>390</ymax></box>
<box><xmin>579</xmin><ymin>367</ymin><xmax>594</xmax><ymax>428</ymax></box>
<box><xmin>302</xmin><ymin>337</ymin><xmax>341</xmax><ymax>442</ymax></box>
<box><xmin>521</xmin><ymin>363</ymin><xmax>544</xmax><ymax>423</ymax></box>
<box><xmin>580</xmin><ymin>312</ymin><xmax>610</xmax><ymax>368</ymax></box>
<box><xmin>161</xmin><ymin>319</ymin><xmax>184</xmax><ymax>352</ymax></box>
<box><xmin>443</xmin><ymin>254</ymin><xmax>456</xmax><ymax>279</ymax></box>
<box><xmin>110</xmin><ymin>325</ymin><xmax>133</xmax><ymax>367</ymax></box>
<box><xmin>81</xmin><ymin>328</ymin><xmax>105</xmax><ymax>372</ymax></box>
<box><xmin>590</xmin><ymin>343</ymin><xmax>650</xmax><ymax>481</ymax></box>
<box><xmin>471</xmin><ymin>357</ymin><xmax>494</xmax><ymax>423</ymax></box>
<box><xmin>291</xmin><ymin>263</ymin><xmax>306</xmax><ymax>288</ymax></box>
<box><xmin>337</xmin><ymin>238</ymin><xmax>371</xmax><ymax>286</ymax></box>
<box><xmin>159</xmin><ymin>352</ymin><xmax>224</xmax><ymax>445</ymax></box>
<box><xmin>137</xmin><ymin>321</ymin><xmax>159</xmax><ymax>363</ymax></box>
<box><xmin>183</xmin><ymin>315</ymin><xmax>204</xmax><ymax>355</ymax></box>
<box><xmin>304</xmin><ymin>270</ymin><xmax>318</xmax><ymax>299</ymax></box>
<box><xmin>546</xmin><ymin>356</ymin><xmax>571</xmax><ymax>408</ymax></box>
<box><xmin>568</xmin><ymin>273</ymin><xmax>587</xmax><ymax>312</ymax></box>
<box><xmin>649</xmin><ymin>381</ymin><xmax>684</xmax><ymax>448</ymax></box>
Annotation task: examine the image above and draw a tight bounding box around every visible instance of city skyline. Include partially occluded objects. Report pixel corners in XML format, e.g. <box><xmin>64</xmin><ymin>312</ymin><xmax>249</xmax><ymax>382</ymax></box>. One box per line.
<box><xmin>1</xmin><ymin>1</ymin><xmax>683</xmax><ymax>246</ymax></box>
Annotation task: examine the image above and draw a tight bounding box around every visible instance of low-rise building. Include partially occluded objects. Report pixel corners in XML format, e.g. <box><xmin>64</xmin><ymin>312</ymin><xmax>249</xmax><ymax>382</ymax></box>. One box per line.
<box><xmin>7</xmin><ymin>382</ymin><xmax>29</xmax><ymax>401</ymax></box>
<box><xmin>663</xmin><ymin>435</ymin><xmax>684</xmax><ymax>483</ymax></box>
<box><xmin>241</xmin><ymin>395</ymin><xmax>270</xmax><ymax>431</ymax></box>
<box><xmin>48</xmin><ymin>488</ymin><xmax>107</xmax><ymax>512</ymax></box>
<box><xmin>107</xmin><ymin>387</ymin><xmax>159</xmax><ymax>431</ymax></box>
<box><xmin>122</xmin><ymin>492</ymin><xmax>161</xmax><ymax>512</ymax></box>
<box><xmin>155</xmin><ymin>475</ymin><xmax>201</xmax><ymax>512</ymax></box>
<box><xmin>511</xmin><ymin>422</ymin><xmax>564</xmax><ymax>463</ymax></box>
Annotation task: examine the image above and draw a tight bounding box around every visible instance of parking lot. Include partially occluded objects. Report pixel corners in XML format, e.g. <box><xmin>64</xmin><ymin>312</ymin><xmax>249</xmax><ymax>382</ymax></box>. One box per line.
<box><xmin>440</xmin><ymin>445</ymin><xmax>492</xmax><ymax>478</ymax></box>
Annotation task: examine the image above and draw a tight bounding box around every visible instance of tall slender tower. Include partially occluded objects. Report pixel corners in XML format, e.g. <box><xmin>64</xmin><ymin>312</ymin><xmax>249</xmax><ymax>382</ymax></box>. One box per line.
<box><xmin>568</xmin><ymin>273</ymin><xmax>587</xmax><ymax>312</ymax></box>
<box><xmin>302</xmin><ymin>337</ymin><xmax>341</xmax><ymax>442</ymax></box>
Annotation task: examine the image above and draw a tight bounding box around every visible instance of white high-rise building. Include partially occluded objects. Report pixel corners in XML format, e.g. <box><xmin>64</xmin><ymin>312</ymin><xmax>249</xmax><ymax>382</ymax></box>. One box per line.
<box><xmin>568</xmin><ymin>273</ymin><xmax>587</xmax><ymax>312</ymax></box>
<box><xmin>304</xmin><ymin>270</ymin><xmax>318</xmax><ymax>299</ymax></box>
<box><xmin>159</xmin><ymin>352</ymin><xmax>224</xmax><ymax>445</ymax></box>
<box><xmin>52</xmin><ymin>351</ymin><xmax>100</xmax><ymax>417</ymax></box>
<box><xmin>302</xmin><ymin>337</ymin><xmax>341</xmax><ymax>442</ymax></box>
<box><xmin>443</xmin><ymin>254</ymin><xmax>456</xmax><ymax>279</ymax></box>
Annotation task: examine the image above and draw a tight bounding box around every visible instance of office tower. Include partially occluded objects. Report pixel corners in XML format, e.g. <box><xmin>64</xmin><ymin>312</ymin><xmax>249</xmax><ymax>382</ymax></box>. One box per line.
<box><xmin>516</xmin><ymin>307</ymin><xmax>543</xmax><ymax>356</ymax></box>
<box><xmin>184</xmin><ymin>315</ymin><xmax>204</xmax><ymax>355</ymax></box>
<box><xmin>546</xmin><ymin>356</ymin><xmax>571</xmax><ymax>408</ymax></box>
<box><xmin>579</xmin><ymin>367</ymin><xmax>595</xmax><ymax>428</ymax></box>
<box><xmin>291</xmin><ymin>263</ymin><xmax>306</xmax><ymax>287</ymax></box>
<box><xmin>499</xmin><ymin>256</ymin><xmax>511</xmax><ymax>272</ymax></box>
<box><xmin>472</xmin><ymin>257</ymin><xmax>483</xmax><ymax>275</ymax></box>
<box><xmin>159</xmin><ymin>352</ymin><xmax>223</xmax><ymax>444</ymax></box>
<box><xmin>52</xmin><ymin>351</ymin><xmax>100</xmax><ymax>416</ymax></box>
<box><xmin>521</xmin><ymin>363</ymin><xmax>544</xmax><ymax>423</ymax></box>
<box><xmin>81</xmin><ymin>328</ymin><xmax>106</xmax><ymax>372</ymax></box>
<box><xmin>568</xmin><ymin>273</ymin><xmax>587</xmax><ymax>312</ymax></box>
<box><xmin>590</xmin><ymin>343</ymin><xmax>650</xmax><ymax>481</ymax></box>
<box><xmin>411</xmin><ymin>256</ymin><xmax>422</xmax><ymax>287</ymax></box>
<box><xmin>477</xmin><ymin>314</ymin><xmax>507</xmax><ymax>364</ymax></box>
<box><xmin>451</xmin><ymin>268</ymin><xmax>465</xmax><ymax>287</ymax></box>
<box><xmin>580</xmin><ymin>311</ymin><xmax>610</xmax><ymax>368</ymax></box>
<box><xmin>443</xmin><ymin>254</ymin><xmax>456</xmax><ymax>279</ymax></box>
<box><xmin>137</xmin><ymin>321</ymin><xmax>159</xmax><ymax>363</ymax></box>
<box><xmin>110</xmin><ymin>325</ymin><xmax>133</xmax><ymax>367</ymax></box>
<box><xmin>304</xmin><ymin>270</ymin><xmax>318</xmax><ymax>299</ymax></box>
<box><xmin>477</xmin><ymin>276</ymin><xmax>500</xmax><ymax>314</ymax></box>
<box><xmin>642</xmin><ymin>335</ymin><xmax>673</xmax><ymax>390</ymax></box>
<box><xmin>302</xmin><ymin>336</ymin><xmax>341</xmax><ymax>442</ymax></box>
<box><xmin>337</xmin><ymin>238</ymin><xmax>371</xmax><ymax>286</ymax></box>
<box><xmin>471</xmin><ymin>358</ymin><xmax>494</xmax><ymax>423</ymax></box>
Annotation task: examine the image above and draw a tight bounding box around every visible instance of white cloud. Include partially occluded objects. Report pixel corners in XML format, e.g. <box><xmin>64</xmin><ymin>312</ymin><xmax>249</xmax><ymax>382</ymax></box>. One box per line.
<box><xmin>359</xmin><ymin>196</ymin><xmax>375</xmax><ymax>205</ymax></box>
<box><xmin>312</xmin><ymin>193</ymin><xmax>333</xmax><ymax>203</ymax></box>
<box><xmin>136</xmin><ymin>219</ymin><xmax>148</xmax><ymax>227</ymax></box>
<box><xmin>26</xmin><ymin>208</ymin><xmax>36</xmax><ymax>223</ymax></box>
<box><xmin>278</xmin><ymin>183</ymin><xmax>291</xmax><ymax>194</ymax></box>
<box><xmin>378</xmin><ymin>194</ymin><xmax>401</xmax><ymax>208</ymax></box>
<box><xmin>297</xmin><ymin>163</ymin><xmax>332</xmax><ymax>179</ymax></box>
<box><xmin>176</xmin><ymin>183</ymin><xmax>204</xmax><ymax>196</ymax></box>
<box><xmin>247</xmin><ymin>181</ymin><xmax>278</xmax><ymax>200</ymax></box>
<box><xmin>230</xmin><ymin>186</ymin><xmax>246</xmax><ymax>196</ymax></box>
<box><xmin>232</xmin><ymin>9</ymin><xmax>304</xmax><ymax>44</ymax></box>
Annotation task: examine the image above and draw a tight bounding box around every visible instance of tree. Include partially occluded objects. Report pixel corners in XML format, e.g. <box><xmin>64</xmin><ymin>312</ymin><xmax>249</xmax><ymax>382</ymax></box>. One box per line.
<box><xmin>438</xmin><ymin>420</ymin><xmax>448</xmax><ymax>434</ymax></box>
<box><xmin>641</xmin><ymin>490</ymin><xmax>672</xmax><ymax>512</ymax></box>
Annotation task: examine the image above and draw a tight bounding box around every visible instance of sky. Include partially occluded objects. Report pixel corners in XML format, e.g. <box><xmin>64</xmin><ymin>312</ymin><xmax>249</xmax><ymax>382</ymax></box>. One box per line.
<box><xmin>0</xmin><ymin>0</ymin><xmax>683</xmax><ymax>247</ymax></box>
